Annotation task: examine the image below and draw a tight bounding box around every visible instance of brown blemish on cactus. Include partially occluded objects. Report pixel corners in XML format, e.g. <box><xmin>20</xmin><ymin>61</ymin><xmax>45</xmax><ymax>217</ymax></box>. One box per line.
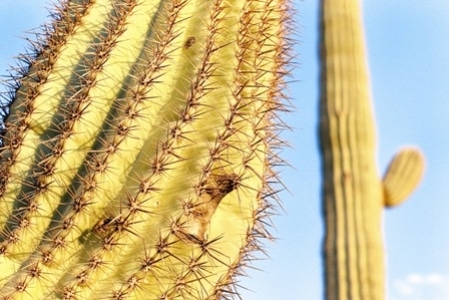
<box><xmin>183</xmin><ymin>36</ymin><xmax>196</xmax><ymax>49</ymax></box>
<box><xmin>0</xmin><ymin>0</ymin><xmax>292</xmax><ymax>297</ymax></box>
<box><xmin>179</xmin><ymin>173</ymin><xmax>239</xmax><ymax>244</ymax></box>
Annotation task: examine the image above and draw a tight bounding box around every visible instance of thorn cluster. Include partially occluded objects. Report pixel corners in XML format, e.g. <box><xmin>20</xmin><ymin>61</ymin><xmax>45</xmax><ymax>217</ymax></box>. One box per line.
<box><xmin>0</xmin><ymin>0</ymin><xmax>293</xmax><ymax>298</ymax></box>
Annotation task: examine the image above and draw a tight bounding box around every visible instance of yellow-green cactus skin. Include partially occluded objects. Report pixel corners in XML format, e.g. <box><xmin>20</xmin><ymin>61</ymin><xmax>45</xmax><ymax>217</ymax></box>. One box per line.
<box><xmin>0</xmin><ymin>0</ymin><xmax>292</xmax><ymax>298</ymax></box>
<box><xmin>319</xmin><ymin>1</ymin><xmax>425</xmax><ymax>299</ymax></box>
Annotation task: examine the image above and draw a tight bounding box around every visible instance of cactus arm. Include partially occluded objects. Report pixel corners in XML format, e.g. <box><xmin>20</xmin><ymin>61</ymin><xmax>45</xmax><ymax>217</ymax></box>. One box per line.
<box><xmin>0</xmin><ymin>0</ymin><xmax>291</xmax><ymax>298</ymax></box>
<box><xmin>383</xmin><ymin>148</ymin><xmax>425</xmax><ymax>207</ymax></box>
<box><xmin>319</xmin><ymin>1</ymin><xmax>424</xmax><ymax>299</ymax></box>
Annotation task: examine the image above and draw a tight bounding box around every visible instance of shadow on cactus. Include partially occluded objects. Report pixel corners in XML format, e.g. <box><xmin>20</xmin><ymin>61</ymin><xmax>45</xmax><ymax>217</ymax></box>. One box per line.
<box><xmin>0</xmin><ymin>0</ymin><xmax>293</xmax><ymax>299</ymax></box>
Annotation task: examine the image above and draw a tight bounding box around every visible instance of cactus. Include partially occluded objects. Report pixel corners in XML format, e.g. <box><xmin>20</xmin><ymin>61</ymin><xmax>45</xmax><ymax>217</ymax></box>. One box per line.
<box><xmin>0</xmin><ymin>0</ymin><xmax>292</xmax><ymax>299</ymax></box>
<box><xmin>318</xmin><ymin>1</ymin><xmax>425</xmax><ymax>299</ymax></box>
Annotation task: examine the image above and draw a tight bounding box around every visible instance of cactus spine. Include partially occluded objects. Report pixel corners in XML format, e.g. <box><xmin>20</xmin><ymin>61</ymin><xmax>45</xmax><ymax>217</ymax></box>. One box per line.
<box><xmin>0</xmin><ymin>0</ymin><xmax>292</xmax><ymax>298</ymax></box>
<box><xmin>319</xmin><ymin>1</ymin><xmax>424</xmax><ymax>299</ymax></box>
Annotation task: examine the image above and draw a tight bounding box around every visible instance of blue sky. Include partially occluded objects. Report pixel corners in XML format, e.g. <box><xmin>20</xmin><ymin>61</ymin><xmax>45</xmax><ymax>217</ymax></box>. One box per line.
<box><xmin>1</xmin><ymin>1</ymin><xmax>449</xmax><ymax>299</ymax></box>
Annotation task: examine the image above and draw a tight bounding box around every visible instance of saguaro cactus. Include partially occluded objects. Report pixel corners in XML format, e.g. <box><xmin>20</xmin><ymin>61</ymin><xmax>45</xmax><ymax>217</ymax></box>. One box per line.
<box><xmin>0</xmin><ymin>0</ymin><xmax>292</xmax><ymax>299</ymax></box>
<box><xmin>319</xmin><ymin>1</ymin><xmax>424</xmax><ymax>299</ymax></box>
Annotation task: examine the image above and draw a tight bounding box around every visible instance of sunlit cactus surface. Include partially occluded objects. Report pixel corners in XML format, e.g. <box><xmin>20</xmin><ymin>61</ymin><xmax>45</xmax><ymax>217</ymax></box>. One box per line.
<box><xmin>319</xmin><ymin>0</ymin><xmax>425</xmax><ymax>299</ymax></box>
<box><xmin>0</xmin><ymin>0</ymin><xmax>293</xmax><ymax>299</ymax></box>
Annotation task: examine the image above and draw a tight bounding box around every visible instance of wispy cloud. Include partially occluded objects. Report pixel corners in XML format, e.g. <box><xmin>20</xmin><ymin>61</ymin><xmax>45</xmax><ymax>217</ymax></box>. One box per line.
<box><xmin>390</xmin><ymin>273</ymin><xmax>449</xmax><ymax>300</ymax></box>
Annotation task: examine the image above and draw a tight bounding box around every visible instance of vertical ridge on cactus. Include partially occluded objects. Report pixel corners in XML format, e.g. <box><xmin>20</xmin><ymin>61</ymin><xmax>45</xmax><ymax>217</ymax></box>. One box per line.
<box><xmin>0</xmin><ymin>0</ymin><xmax>293</xmax><ymax>298</ymax></box>
<box><xmin>319</xmin><ymin>1</ymin><xmax>425</xmax><ymax>299</ymax></box>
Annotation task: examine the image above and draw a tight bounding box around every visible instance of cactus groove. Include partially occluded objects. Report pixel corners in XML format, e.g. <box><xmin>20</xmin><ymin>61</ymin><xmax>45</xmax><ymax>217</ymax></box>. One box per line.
<box><xmin>0</xmin><ymin>0</ymin><xmax>293</xmax><ymax>298</ymax></box>
<box><xmin>319</xmin><ymin>1</ymin><xmax>424</xmax><ymax>299</ymax></box>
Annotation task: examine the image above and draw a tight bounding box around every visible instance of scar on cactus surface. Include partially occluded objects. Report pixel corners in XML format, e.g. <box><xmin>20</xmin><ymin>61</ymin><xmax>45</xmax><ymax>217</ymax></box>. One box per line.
<box><xmin>0</xmin><ymin>0</ymin><xmax>293</xmax><ymax>299</ymax></box>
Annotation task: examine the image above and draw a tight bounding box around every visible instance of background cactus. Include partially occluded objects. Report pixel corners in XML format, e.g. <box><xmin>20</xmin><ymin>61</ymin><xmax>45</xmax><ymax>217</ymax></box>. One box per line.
<box><xmin>0</xmin><ymin>0</ymin><xmax>292</xmax><ymax>299</ymax></box>
<box><xmin>319</xmin><ymin>1</ymin><xmax>425</xmax><ymax>299</ymax></box>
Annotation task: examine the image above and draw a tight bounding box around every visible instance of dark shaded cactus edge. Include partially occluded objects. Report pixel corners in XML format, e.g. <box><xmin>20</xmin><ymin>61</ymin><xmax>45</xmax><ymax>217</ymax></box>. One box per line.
<box><xmin>0</xmin><ymin>0</ymin><xmax>294</xmax><ymax>299</ymax></box>
<box><xmin>319</xmin><ymin>1</ymin><xmax>425</xmax><ymax>300</ymax></box>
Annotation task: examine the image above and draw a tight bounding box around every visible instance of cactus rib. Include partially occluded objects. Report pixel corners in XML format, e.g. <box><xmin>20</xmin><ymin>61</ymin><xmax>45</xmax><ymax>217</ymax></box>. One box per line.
<box><xmin>319</xmin><ymin>1</ymin><xmax>425</xmax><ymax>299</ymax></box>
<box><xmin>0</xmin><ymin>0</ymin><xmax>293</xmax><ymax>299</ymax></box>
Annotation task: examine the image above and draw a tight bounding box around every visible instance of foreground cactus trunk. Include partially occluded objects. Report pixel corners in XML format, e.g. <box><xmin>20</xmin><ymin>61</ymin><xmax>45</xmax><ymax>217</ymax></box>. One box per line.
<box><xmin>319</xmin><ymin>1</ymin><xmax>424</xmax><ymax>299</ymax></box>
<box><xmin>0</xmin><ymin>0</ymin><xmax>291</xmax><ymax>298</ymax></box>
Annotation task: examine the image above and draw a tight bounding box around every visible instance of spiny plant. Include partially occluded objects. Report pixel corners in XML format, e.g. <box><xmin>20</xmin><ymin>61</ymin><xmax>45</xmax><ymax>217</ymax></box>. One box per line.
<box><xmin>0</xmin><ymin>0</ymin><xmax>293</xmax><ymax>299</ymax></box>
<box><xmin>319</xmin><ymin>1</ymin><xmax>425</xmax><ymax>299</ymax></box>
